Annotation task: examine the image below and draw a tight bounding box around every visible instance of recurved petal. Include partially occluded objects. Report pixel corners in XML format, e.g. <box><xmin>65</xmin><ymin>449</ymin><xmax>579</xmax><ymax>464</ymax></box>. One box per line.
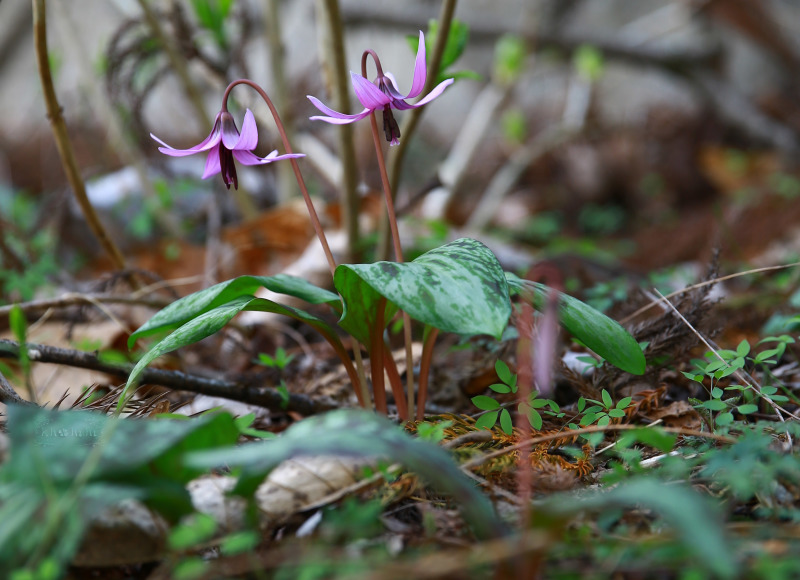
<box><xmin>407</xmin><ymin>31</ymin><xmax>427</xmax><ymax>99</ymax></box>
<box><xmin>233</xmin><ymin>150</ymin><xmax>305</xmax><ymax>166</ymax></box>
<box><xmin>406</xmin><ymin>77</ymin><xmax>454</xmax><ymax>109</ymax></box>
<box><xmin>351</xmin><ymin>73</ymin><xmax>391</xmax><ymax>109</ymax></box>
<box><xmin>234</xmin><ymin>109</ymin><xmax>259</xmax><ymax>151</ymax></box>
<box><xmin>151</xmin><ymin>126</ymin><xmax>221</xmax><ymax>157</ymax></box>
<box><xmin>307</xmin><ymin>96</ymin><xmax>372</xmax><ymax>124</ymax></box>
<box><xmin>201</xmin><ymin>143</ymin><xmax>222</xmax><ymax>178</ymax></box>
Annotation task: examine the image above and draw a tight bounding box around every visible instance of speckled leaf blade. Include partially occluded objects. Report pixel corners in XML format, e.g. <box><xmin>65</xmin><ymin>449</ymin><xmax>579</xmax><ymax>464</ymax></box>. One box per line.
<box><xmin>335</xmin><ymin>238</ymin><xmax>511</xmax><ymax>340</ymax></box>
<box><xmin>186</xmin><ymin>409</ymin><xmax>508</xmax><ymax>540</ymax></box>
<box><xmin>506</xmin><ymin>273</ymin><xmax>645</xmax><ymax>375</ymax></box>
<box><xmin>125</xmin><ymin>296</ymin><xmax>345</xmax><ymax>395</ymax></box>
<box><xmin>128</xmin><ymin>275</ymin><xmax>340</xmax><ymax>347</ymax></box>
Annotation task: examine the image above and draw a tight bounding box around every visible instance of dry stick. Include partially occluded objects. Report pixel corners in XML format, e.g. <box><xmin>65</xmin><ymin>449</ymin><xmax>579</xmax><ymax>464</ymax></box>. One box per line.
<box><xmin>363</xmin><ymin>55</ymin><xmax>417</xmax><ymax>421</ymax></box>
<box><xmin>220</xmin><ymin>79</ymin><xmax>370</xmax><ymax>408</ymax></box>
<box><xmin>382</xmin><ymin>0</ymin><xmax>458</xmax><ymax>258</ymax></box>
<box><xmin>32</xmin><ymin>0</ymin><xmax>130</xmax><ymax>281</ymax></box>
<box><xmin>416</xmin><ymin>327</ymin><xmax>440</xmax><ymax>421</ymax></box>
<box><xmin>0</xmin><ymin>338</ymin><xmax>335</xmax><ymax>415</ymax></box>
<box><xmin>461</xmin><ymin>424</ymin><xmax>736</xmax><ymax>473</ymax></box>
<box><xmin>134</xmin><ymin>0</ymin><xmax>256</xmax><ymax>220</ymax></box>
<box><xmin>0</xmin><ymin>293</ymin><xmax>171</xmax><ymax>321</ymax></box>
<box><xmin>652</xmin><ymin>289</ymin><xmax>800</xmax><ymax>423</ymax></box>
<box><xmin>317</xmin><ymin>0</ymin><xmax>361</xmax><ymax>263</ymax></box>
<box><xmin>621</xmin><ymin>260</ymin><xmax>800</xmax><ymax>324</ymax></box>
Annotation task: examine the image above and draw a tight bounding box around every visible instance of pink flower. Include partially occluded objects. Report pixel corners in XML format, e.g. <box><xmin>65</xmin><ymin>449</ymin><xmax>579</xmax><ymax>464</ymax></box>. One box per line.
<box><xmin>307</xmin><ymin>31</ymin><xmax>454</xmax><ymax>145</ymax></box>
<box><xmin>151</xmin><ymin>109</ymin><xmax>304</xmax><ymax>189</ymax></box>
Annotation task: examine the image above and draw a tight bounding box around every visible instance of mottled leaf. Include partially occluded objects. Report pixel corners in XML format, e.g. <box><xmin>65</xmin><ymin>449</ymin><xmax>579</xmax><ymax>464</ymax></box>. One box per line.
<box><xmin>506</xmin><ymin>273</ymin><xmax>645</xmax><ymax>375</ymax></box>
<box><xmin>129</xmin><ymin>275</ymin><xmax>339</xmax><ymax>347</ymax></box>
<box><xmin>336</xmin><ymin>239</ymin><xmax>511</xmax><ymax>342</ymax></box>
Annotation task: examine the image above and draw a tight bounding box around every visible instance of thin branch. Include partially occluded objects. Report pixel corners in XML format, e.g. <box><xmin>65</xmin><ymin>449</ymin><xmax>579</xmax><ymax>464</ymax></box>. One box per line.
<box><xmin>0</xmin><ymin>339</ymin><xmax>336</xmax><ymax>416</ymax></box>
<box><xmin>0</xmin><ymin>293</ymin><xmax>170</xmax><ymax>323</ymax></box>
<box><xmin>32</xmin><ymin>0</ymin><xmax>131</xmax><ymax>279</ymax></box>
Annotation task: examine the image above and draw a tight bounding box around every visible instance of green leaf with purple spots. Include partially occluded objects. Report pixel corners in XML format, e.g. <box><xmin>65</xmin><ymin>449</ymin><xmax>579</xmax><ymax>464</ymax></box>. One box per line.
<box><xmin>335</xmin><ymin>238</ymin><xmax>511</xmax><ymax>342</ymax></box>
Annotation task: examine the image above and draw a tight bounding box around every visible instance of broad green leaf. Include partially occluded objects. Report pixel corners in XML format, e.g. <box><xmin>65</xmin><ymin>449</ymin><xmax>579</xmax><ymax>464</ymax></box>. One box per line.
<box><xmin>125</xmin><ymin>295</ymin><xmax>346</xmax><ymax>397</ymax></box>
<box><xmin>333</xmin><ymin>266</ymin><xmax>395</xmax><ymax>345</ymax></box>
<box><xmin>506</xmin><ymin>273</ymin><xmax>646</xmax><ymax>375</ymax></box>
<box><xmin>617</xmin><ymin>396</ymin><xmax>633</xmax><ymax>409</ymax></box>
<box><xmin>336</xmin><ymin>239</ymin><xmax>511</xmax><ymax>342</ymax></box>
<box><xmin>186</xmin><ymin>410</ymin><xmax>508</xmax><ymax>540</ymax></box>
<box><xmin>601</xmin><ymin>389</ymin><xmax>612</xmax><ymax>408</ymax></box>
<box><xmin>737</xmin><ymin>404</ymin><xmax>758</xmax><ymax>414</ymax></box>
<box><xmin>128</xmin><ymin>275</ymin><xmax>339</xmax><ymax>347</ymax></box>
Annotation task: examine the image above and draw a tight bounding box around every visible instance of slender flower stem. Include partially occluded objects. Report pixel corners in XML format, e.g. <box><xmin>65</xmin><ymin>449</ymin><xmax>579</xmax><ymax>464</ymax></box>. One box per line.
<box><xmin>32</xmin><ymin>0</ymin><xmax>131</xmax><ymax>283</ymax></box>
<box><xmin>316</xmin><ymin>0</ymin><xmax>361</xmax><ymax>263</ymax></box>
<box><xmin>417</xmin><ymin>327</ymin><xmax>440</xmax><ymax>421</ymax></box>
<box><xmin>382</xmin><ymin>344</ymin><xmax>408</xmax><ymax>420</ymax></box>
<box><xmin>223</xmin><ymin>80</ymin><xmax>337</xmax><ymax>277</ymax></box>
<box><xmin>362</xmin><ymin>51</ymin><xmax>417</xmax><ymax>420</ymax></box>
<box><xmin>380</xmin><ymin>0</ymin><xmax>458</xmax><ymax>260</ymax></box>
<box><xmin>222</xmin><ymin>80</ymin><xmax>375</xmax><ymax>409</ymax></box>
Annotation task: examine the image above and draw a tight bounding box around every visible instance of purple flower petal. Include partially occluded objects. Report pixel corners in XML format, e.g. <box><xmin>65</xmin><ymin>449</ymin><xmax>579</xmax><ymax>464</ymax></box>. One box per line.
<box><xmin>382</xmin><ymin>74</ymin><xmax>407</xmax><ymax>100</ymax></box>
<box><xmin>234</xmin><ymin>109</ymin><xmax>259</xmax><ymax>151</ymax></box>
<box><xmin>220</xmin><ymin>112</ymin><xmax>241</xmax><ymax>149</ymax></box>
<box><xmin>201</xmin><ymin>143</ymin><xmax>222</xmax><ymax>178</ymax></box>
<box><xmin>150</xmin><ymin>123</ymin><xmax>222</xmax><ymax>157</ymax></box>
<box><xmin>307</xmin><ymin>96</ymin><xmax>372</xmax><ymax>124</ymax></box>
<box><xmin>405</xmin><ymin>78</ymin><xmax>454</xmax><ymax>109</ymax></box>
<box><xmin>233</xmin><ymin>150</ymin><xmax>306</xmax><ymax>166</ymax></box>
<box><xmin>351</xmin><ymin>73</ymin><xmax>391</xmax><ymax>109</ymax></box>
<box><xmin>407</xmin><ymin>31</ymin><xmax>427</xmax><ymax>99</ymax></box>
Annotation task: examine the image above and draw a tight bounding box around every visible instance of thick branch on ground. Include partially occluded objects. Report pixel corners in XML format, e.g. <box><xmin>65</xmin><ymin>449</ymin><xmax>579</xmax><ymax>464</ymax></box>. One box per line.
<box><xmin>0</xmin><ymin>339</ymin><xmax>337</xmax><ymax>416</ymax></box>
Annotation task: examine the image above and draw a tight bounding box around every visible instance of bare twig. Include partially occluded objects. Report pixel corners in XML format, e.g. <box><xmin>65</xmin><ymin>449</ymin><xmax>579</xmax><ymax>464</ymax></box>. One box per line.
<box><xmin>32</xmin><ymin>0</ymin><xmax>131</xmax><ymax>280</ymax></box>
<box><xmin>0</xmin><ymin>293</ymin><xmax>170</xmax><ymax>323</ymax></box>
<box><xmin>0</xmin><ymin>339</ymin><xmax>336</xmax><ymax>416</ymax></box>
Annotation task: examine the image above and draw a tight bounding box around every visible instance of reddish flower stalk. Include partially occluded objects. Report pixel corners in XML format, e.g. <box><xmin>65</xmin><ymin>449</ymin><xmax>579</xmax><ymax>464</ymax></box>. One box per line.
<box><xmin>151</xmin><ymin>79</ymin><xmax>374</xmax><ymax>409</ymax></box>
<box><xmin>417</xmin><ymin>327</ymin><xmax>440</xmax><ymax>421</ymax></box>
